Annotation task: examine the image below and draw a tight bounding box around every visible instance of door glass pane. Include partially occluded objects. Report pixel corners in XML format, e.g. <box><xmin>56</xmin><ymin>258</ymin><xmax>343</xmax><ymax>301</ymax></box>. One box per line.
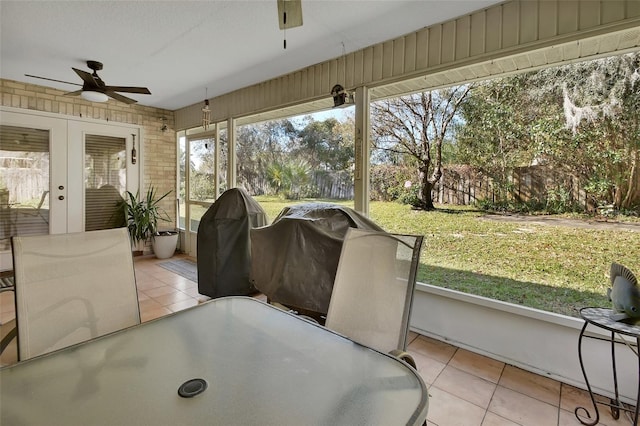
<box><xmin>0</xmin><ymin>125</ymin><xmax>50</xmax><ymax>251</ymax></box>
<box><xmin>189</xmin><ymin>137</ymin><xmax>216</xmax><ymax>203</ymax></box>
<box><xmin>188</xmin><ymin>137</ymin><xmax>215</xmax><ymax>233</ymax></box>
<box><xmin>84</xmin><ymin>134</ymin><xmax>126</xmax><ymax>231</ymax></box>
<box><xmin>188</xmin><ymin>203</ymin><xmax>207</xmax><ymax>233</ymax></box>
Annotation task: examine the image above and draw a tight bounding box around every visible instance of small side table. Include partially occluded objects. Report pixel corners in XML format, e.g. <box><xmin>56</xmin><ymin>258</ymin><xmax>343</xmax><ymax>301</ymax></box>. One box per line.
<box><xmin>576</xmin><ymin>307</ymin><xmax>640</xmax><ymax>425</ymax></box>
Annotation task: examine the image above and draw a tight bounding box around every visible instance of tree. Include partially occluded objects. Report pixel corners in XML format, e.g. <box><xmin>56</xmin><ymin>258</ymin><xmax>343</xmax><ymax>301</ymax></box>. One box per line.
<box><xmin>455</xmin><ymin>75</ymin><xmax>543</xmax><ymax>200</ymax></box>
<box><xmin>533</xmin><ymin>52</ymin><xmax>640</xmax><ymax>210</ymax></box>
<box><xmin>295</xmin><ymin>117</ymin><xmax>354</xmax><ymax>171</ymax></box>
<box><xmin>371</xmin><ymin>87</ymin><xmax>473</xmax><ymax>210</ymax></box>
<box><xmin>236</xmin><ymin>119</ymin><xmax>297</xmax><ymax>194</ymax></box>
<box><xmin>266</xmin><ymin>159</ymin><xmax>311</xmax><ymax>199</ymax></box>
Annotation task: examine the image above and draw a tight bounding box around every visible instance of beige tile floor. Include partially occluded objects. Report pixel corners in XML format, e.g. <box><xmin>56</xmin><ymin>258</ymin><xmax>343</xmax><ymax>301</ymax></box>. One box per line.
<box><xmin>0</xmin><ymin>253</ymin><xmax>635</xmax><ymax>426</ymax></box>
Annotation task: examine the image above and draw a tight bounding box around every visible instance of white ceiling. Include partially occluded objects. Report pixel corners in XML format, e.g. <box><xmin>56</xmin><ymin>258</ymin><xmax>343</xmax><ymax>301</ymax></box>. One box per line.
<box><xmin>0</xmin><ymin>0</ymin><xmax>502</xmax><ymax>111</ymax></box>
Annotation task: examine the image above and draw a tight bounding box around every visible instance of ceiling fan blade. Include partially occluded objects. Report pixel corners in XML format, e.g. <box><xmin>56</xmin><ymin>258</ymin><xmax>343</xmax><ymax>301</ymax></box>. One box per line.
<box><xmin>105</xmin><ymin>91</ymin><xmax>137</xmax><ymax>104</ymax></box>
<box><xmin>72</xmin><ymin>67</ymin><xmax>100</xmax><ymax>88</ymax></box>
<box><xmin>24</xmin><ymin>74</ymin><xmax>82</xmax><ymax>87</ymax></box>
<box><xmin>105</xmin><ymin>86</ymin><xmax>151</xmax><ymax>95</ymax></box>
<box><xmin>278</xmin><ymin>0</ymin><xmax>302</xmax><ymax>29</ymax></box>
<box><xmin>64</xmin><ymin>89</ymin><xmax>84</xmax><ymax>96</ymax></box>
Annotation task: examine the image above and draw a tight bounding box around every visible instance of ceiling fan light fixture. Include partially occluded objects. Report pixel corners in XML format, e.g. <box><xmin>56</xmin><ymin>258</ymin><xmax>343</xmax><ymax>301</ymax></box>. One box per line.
<box><xmin>81</xmin><ymin>90</ymin><xmax>109</xmax><ymax>103</ymax></box>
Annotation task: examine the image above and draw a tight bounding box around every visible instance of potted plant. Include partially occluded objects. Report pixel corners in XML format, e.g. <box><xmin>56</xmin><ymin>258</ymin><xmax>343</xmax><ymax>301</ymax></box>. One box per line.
<box><xmin>121</xmin><ymin>186</ymin><xmax>178</xmax><ymax>258</ymax></box>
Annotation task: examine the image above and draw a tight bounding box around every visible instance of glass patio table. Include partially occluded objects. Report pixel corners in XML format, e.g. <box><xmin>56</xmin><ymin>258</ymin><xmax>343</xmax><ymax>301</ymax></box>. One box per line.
<box><xmin>0</xmin><ymin>296</ymin><xmax>428</xmax><ymax>425</ymax></box>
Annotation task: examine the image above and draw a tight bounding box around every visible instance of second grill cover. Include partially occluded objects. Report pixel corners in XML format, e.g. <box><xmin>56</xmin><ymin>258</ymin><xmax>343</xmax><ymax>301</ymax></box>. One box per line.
<box><xmin>250</xmin><ymin>203</ymin><xmax>383</xmax><ymax>316</ymax></box>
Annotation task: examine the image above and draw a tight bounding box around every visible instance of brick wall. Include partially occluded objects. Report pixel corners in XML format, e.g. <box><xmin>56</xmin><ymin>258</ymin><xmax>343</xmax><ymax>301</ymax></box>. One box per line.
<box><xmin>0</xmin><ymin>78</ymin><xmax>177</xmax><ymax>224</ymax></box>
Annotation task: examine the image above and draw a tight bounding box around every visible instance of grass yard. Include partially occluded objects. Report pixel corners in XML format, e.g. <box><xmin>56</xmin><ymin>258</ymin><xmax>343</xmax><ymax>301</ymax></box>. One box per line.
<box><xmin>251</xmin><ymin>196</ymin><xmax>639</xmax><ymax>318</ymax></box>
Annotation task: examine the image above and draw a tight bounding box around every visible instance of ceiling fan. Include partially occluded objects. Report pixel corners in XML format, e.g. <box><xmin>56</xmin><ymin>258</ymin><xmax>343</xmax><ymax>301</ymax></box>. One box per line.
<box><xmin>25</xmin><ymin>60</ymin><xmax>151</xmax><ymax>104</ymax></box>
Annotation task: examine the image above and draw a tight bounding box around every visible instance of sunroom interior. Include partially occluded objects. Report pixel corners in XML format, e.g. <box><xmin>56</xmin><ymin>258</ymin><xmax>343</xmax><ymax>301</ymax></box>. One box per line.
<box><xmin>1</xmin><ymin>0</ymin><xmax>640</xmax><ymax>423</ymax></box>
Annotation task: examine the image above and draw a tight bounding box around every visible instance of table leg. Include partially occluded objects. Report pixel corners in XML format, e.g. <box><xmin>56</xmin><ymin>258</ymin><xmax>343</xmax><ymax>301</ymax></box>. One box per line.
<box><xmin>634</xmin><ymin>336</ymin><xmax>640</xmax><ymax>426</ymax></box>
<box><xmin>611</xmin><ymin>330</ymin><xmax>621</xmax><ymax>419</ymax></box>
<box><xmin>575</xmin><ymin>321</ymin><xmax>600</xmax><ymax>426</ymax></box>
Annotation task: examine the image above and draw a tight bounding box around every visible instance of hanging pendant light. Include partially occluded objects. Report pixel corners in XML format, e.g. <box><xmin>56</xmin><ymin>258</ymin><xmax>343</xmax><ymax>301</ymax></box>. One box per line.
<box><xmin>202</xmin><ymin>88</ymin><xmax>211</xmax><ymax>130</ymax></box>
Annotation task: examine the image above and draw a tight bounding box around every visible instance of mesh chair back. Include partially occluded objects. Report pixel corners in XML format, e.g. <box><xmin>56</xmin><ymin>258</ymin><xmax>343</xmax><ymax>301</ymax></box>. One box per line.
<box><xmin>325</xmin><ymin>228</ymin><xmax>423</xmax><ymax>354</ymax></box>
<box><xmin>12</xmin><ymin>228</ymin><xmax>140</xmax><ymax>360</ymax></box>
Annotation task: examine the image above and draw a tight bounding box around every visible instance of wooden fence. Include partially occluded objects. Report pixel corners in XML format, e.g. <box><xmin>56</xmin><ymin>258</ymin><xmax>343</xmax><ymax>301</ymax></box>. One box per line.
<box><xmin>240</xmin><ymin>170</ymin><xmax>354</xmax><ymax>199</ymax></box>
<box><xmin>434</xmin><ymin>165</ymin><xmax>590</xmax><ymax>208</ymax></box>
<box><xmin>240</xmin><ymin>165</ymin><xmax>596</xmax><ymax>207</ymax></box>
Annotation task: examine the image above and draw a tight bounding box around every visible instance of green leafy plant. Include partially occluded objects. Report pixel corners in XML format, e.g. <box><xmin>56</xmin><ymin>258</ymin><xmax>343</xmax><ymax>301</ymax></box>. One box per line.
<box><xmin>120</xmin><ymin>186</ymin><xmax>172</xmax><ymax>245</ymax></box>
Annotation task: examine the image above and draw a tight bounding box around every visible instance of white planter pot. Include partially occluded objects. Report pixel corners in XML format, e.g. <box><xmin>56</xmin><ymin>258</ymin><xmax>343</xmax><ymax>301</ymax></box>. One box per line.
<box><xmin>152</xmin><ymin>231</ymin><xmax>178</xmax><ymax>259</ymax></box>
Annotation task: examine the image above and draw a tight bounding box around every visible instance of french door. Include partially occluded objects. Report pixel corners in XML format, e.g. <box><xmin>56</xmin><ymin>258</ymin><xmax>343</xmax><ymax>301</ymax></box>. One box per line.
<box><xmin>0</xmin><ymin>108</ymin><xmax>140</xmax><ymax>270</ymax></box>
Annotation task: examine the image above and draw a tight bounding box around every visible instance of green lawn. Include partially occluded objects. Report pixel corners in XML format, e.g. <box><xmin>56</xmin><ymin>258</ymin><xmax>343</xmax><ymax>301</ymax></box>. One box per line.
<box><xmin>190</xmin><ymin>196</ymin><xmax>638</xmax><ymax>318</ymax></box>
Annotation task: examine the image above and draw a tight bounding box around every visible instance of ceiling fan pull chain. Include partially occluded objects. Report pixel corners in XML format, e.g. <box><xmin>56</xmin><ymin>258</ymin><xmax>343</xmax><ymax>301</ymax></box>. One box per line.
<box><xmin>283</xmin><ymin>11</ymin><xmax>287</xmax><ymax>49</ymax></box>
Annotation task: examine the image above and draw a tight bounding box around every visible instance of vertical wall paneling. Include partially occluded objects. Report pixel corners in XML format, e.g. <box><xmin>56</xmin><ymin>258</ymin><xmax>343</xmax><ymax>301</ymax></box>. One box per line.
<box><xmin>321</xmin><ymin>63</ymin><xmax>330</xmax><ymax>96</ymax></box>
<box><xmin>354</xmin><ymin>50</ymin><xmax>364</xmax><ymax>87</ymax></box>
<box><xmin>404</xmin><ymin>33</ymin><xmax>417</xmax><ymax>73</ymax></box>
<box><xmin>579</xmin><ymin>0</ymin><xmax>601</xmax><ymax>30</ymax></box>
<box><xmin>305</xmin><ymin>66</ymin><xmax>313</xmax><ymax>98</ymax></box>
<box><xmin>393</xmin><ymin>38</ymin><xmax>405</xmax><ymax>77</ymax></box>
<box><xmin>363</xmin><ymin>47</ymin><xmax>374</xmax><ymax>84</ymax></box>
<box><xmin>289</xmin><ymin>73</ymin><xmax>298</xmax><ymax>103</ymax></box>
<box><xmin>502</xmin><ymin>1</ymin><xmax>520</xmax><ymax>48</ymax></box>
<box><xmin>469</xmin><ymin>11</ymin><xmax>486</xmax><ymax>57</ymax></box>
<box><xmin>270</xmin><ymin>80</ymin><xmax>278</xmax><ymax>110</ymax></box>
<box><xmin>348</xmin><ymin>51</ymin><xmax>357</xmax><ymax>88</ymax></box>
<box><xmin>415</xmin><ymin>29</ymin><xmax>429</xmax><ymax>69</ymax></box>
<box><xmin>382</xmin><ymin>40</ymin><xmax>394</xmax><ymax>79</ymax></box>
<box><xmin>538</xmin><ymin>0</ymin><xmax>559</xmax><ymax>40</ymax></box>
<box><xmin>558</xmin><ymin>1</ymin><xmax>579</xmax><ymax>35</ymax></box>
<box><xmin>520</xmin><ymin>1</ymin><xmax>539</xmax><ymax>43</ymax></box>
<box><xmin>372</xmin><ymin>44</ymin><xmax>384</xmax><ymax>81</ymax></box>
<box><xmin>299</xmin><ymin>70</ymin><xmax>307</xmax><ymax>99</ymax></box>
<box><xmin>629</xmin><ymin>0</ymin><xmax>640</xmax><ymax>18</ymax></box>
<box><xmin>455</xmin><ymin>16</ymin><xmax>471</xmax><ymax>61</ymax></box>
<box><xmin>602</xmin><ymin>0</ymin><xmax>626</xmax><ymax>24</ymax></box>
<box><xmin>330</xmin><ymin>58</ymin><xmax>340</xmax><ymax>88</ymax></box>
<box><xmin>485</xmin><ymin>5</ymin><xmax>503</xmax><ymax>52</ymax></box>
<box><xmin>441</xmin><ymin>21</ymin><xmax>457</xmax><ymax>64</ymax></box>
<box><xmin>297</xmin><ymin>70</ymin><xmax>305</xmax><ymax>100</ymax></box>
<box><xmin>428</xmin><ymin>25</ymin><xmax>442</xmax><ymax>67</ymax></box>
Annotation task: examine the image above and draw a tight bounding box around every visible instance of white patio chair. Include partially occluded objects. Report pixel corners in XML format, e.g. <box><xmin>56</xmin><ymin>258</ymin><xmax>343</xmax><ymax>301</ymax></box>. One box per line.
<box><xmin>325</xmin><ymin>228</ymin><xmax>424</xmax><ymax>368</ymax></box>
<box><xmin>11</xmin><ymin>227</ymin><xmax>140</xmax><ymax>360</ymax></box>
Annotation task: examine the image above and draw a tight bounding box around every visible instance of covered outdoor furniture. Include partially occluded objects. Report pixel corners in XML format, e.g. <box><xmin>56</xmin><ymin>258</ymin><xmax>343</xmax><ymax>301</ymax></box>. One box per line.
<box><xmin>10</xmin><ymin>227</ymin><xmax>140</xmax><ymax>360</ymax></box>
<box><xmin>250</xmin><ymin>202</ymin><xmax>383</xmax><ymax>321</ymax></box>
<box><xmin>197</xmin><ymin>188</ymin><xmax>268</xmax><ymax>298</ymax></box>
<box><xmin>325</xmin><ymin>228</ymin><xmax>424</xmax><ymax>369</ymax></box>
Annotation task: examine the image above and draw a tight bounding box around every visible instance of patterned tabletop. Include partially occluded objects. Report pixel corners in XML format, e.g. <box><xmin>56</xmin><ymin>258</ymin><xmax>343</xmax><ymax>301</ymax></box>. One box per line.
<box><xmin>580</xmin><ymin>307</ymin><xmax>640</xmax><ymax>337</ymax></box>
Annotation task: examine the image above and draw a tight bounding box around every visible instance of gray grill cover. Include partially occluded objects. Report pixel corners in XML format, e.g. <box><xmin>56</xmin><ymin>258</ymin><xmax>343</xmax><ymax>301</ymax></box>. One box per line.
<box><xmin>197</xmin><ymin>188</ymin><xmax>268</xmax><ymax>298</ymax></box>
<box><xmin>250</xmin><ymin>203</ymin><xmax>383</xmax><ymax>316</ymax></box>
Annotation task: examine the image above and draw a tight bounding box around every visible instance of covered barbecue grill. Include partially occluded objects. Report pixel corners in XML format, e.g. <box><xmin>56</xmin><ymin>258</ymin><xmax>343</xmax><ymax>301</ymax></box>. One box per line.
<box><xmin>250</xmin><ymin>203</ymin><xmax>383</xmax><ymax>321</ymax></box>
<box><xmin>197</xmin><ymin>188</ymin><xmax>268</xmax><ymax>298</ymax></box>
